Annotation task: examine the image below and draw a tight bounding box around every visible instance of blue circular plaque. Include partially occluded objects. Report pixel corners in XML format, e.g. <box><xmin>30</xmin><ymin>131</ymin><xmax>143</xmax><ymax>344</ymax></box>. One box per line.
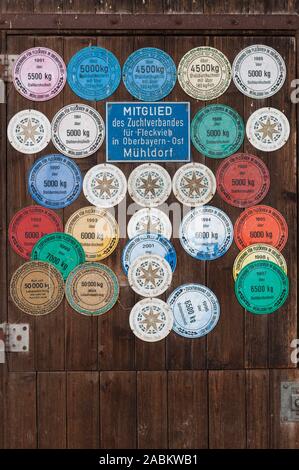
<box><xmin>28</xmin><ymin>154</ymin><xmax>82</xmax><ymax>209</ymax></box>
<box><xmin>67</xmin><ymin>46</ymin><xmax>121</xmax><ymax>101</ymax></box>
<box><xmin>122</xmin><ymin>233</ymin><xmax>177</xmax><ymax>275</ymax></box>
<box><xmin>167</xmin><ymin>283</ymin><xmax>220</xmax><ymax>338</ymax></box>
<box><xmin>122</xmin><ymin>47</ymin><xmax>177</xmax><ymax>101</ymax></box>
<box><xmin>179</xmin><ymin>206</ymin><xmax>234</xmax><ymax>261</ymax></box>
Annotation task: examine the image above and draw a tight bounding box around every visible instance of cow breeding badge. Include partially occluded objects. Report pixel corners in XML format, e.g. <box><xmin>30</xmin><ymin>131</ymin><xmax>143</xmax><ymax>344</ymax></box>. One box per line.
<box><xmin>172</xmin><ymin>162</ymin><xmax>216</xmax><ymax>207</ymax></box>
<box><xmin>51</xmin><ymin>104</ymin><xmax>105</xmax><ymax>158</ymax></box>
<box><xmin>31</xmin><ymin>233</ymin><xmax>86</xmax><ymax>281</ymax></box>
<box><xmin>28</xmin><ymin>154</ymin><xmax>82</xmax><ymax>209</ymax></box>
<box><xmin>83</xmin><ymin>163</ymin><xmax>127</xmax><ymax>208</ymax></box>
<box><xmin>235</xmin><ymin>260</ymin><xmax>289</xmax><ymax>314</ymax></box>
<box><xmin>129</xmin><ymin>298</ymin><xmax>173</xmax><ymax>342</ymax></box>
<box><xmin>65</xmin><ymin>206</ymin><xmax>119</xmax><ymax>261</ymax></box>
<box><xmin>67</xmin><ymin>46</ymin><xmax>121</xmax><ymax>101</ymax></box>
<box><xmin>128</xmin><ymin>254</ymin><xmax>172</xmax><ymax>298</ymax></box>
<box><xmin>246</xmin><ymin>107</ymin><xmax>290</xmax><ymax>152</ymax></box>
<box><xmin>8</xmin><ymin>205</ymin><xmax>63</xmax><ymax>260</ymax></box>
<box><xmin>191</xmin><ymin>104</ymin><xmax>245</xmax><ymax>159</ymax></box>
<box><xmin>180</xmin><ymin>206</ymin><xmax>234</xmax><ymax>260</ymax></box>
<box><xmin>216</xmin><ymin>153</ymin><xmax>270</xmax><ymax>208</ymax></box>
<box><xmin>127</xmin><ymin>208</ymin><xmax>172</xmax><ymax>240</ymax></box>
<box><xmin>234</xmin><ymin>205</ymin><xmax>288</xmax><ymax>251</ymax></box>
<box><xmin>128</xmin><ymin>163</ymin><xmax>171</xmax><ymax>208</ymax></box>
<box><xmin>10</xmin><ymin>261</ymin><xmax>64</xmax><ymax>316</ymax></box>
<box><xmin>167</xmin><ymin>283</ymin><xmax>220</xmax><ymax>338</ymax></box>
<box><xmin>7</xmin><ymin>110</ymin><xmax>51</xmax><ymax>154</ymax></box>
<box><xmin>65</xmin><ymin>262</ymin><xmax>119</xmax><ymax>316</ymax></box>
<box><xmin>122</xmin><ymin>47</ymin><xmax>176</xmax><ymax>101</ymax></box>
<box><xmin>13</xmin><ymin>47</ymin><xmax>66</xmax><ymax>101</ymax></box>
<box><xmin>232</xmin><ymin>45</ymin><xmax>286</xmax><ymax>99</ymax></box>
<box><xmin>122</xmin><ymin>233</ymin><xmax>177</xmax><ymax>275</ymax></box>
<box><xmin>233</xmin><ymin>243</ymin><xmax>287</xmax><ymax>280</ymax></box>
<box><xmin>178</xmin><ymin>47</ymin><xmax>231</xmax><ymax>100</ymax></box>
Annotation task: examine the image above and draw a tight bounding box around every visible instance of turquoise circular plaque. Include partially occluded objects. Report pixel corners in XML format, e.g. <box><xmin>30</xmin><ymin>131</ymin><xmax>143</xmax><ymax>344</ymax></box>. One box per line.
<box><xmin>191</xmin><ymin>104</ymin><xmax>245</xmax><ymax>159</ymax></box>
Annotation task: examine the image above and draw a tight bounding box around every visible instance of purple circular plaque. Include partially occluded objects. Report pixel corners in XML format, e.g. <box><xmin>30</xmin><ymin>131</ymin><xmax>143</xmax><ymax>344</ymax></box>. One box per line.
<box><xmin>13</xmin><ymin>47</ymin><xmax>67</xmax><ymax>101</ymax></box>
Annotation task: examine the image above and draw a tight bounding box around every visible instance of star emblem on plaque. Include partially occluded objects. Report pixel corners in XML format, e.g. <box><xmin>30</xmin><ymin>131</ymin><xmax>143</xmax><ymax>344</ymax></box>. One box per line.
<box><xmin>83</xmin><ymin>164</ymin><xmax>127</xmax><ymax>208</ymax></box>
<box><xmin>7</xmin><ymin>110</ymin><xmax>51</xmax><ymax>154</ymax></box>
<box><xmin>173</xmin><ymin>162</ymin><xmax>216</xmax><ymax>206</ymax></box>
<box><xmin>128</xmin><ymin>254</ymin><xmax>172</xmax><ymax>297</ymax></box>
<box><xmin>128</xmin><ymin>163</ymin><xmax>171</xmax><ymax>208</ymax></box>
<box><xmin>246</xmin><ymin>107</ymin><xmax>290</xmax><ymax>152</ymax></box>
<box><xmin>129</xmin><ymin>298</ymin><xmax>173</xmax><ymax>342</ymax></box>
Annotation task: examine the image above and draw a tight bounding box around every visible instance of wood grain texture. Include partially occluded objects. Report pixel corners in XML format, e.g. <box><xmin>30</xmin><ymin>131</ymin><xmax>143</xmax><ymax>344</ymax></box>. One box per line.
<box><xmin>137</xmin><ymin>371</ymin><xmax>168</xmax><ymax>448</ymax></box>
<box><xmin>4</xmin><ymin>372</ymin><xmax>37</xmax><ymax>448</ymax></box>
<box><xmin>246</xmin><ymin>370</ymin><xmax>270</xmax><ymax>448</ymax></box>
<box><xmin>168</xmin><ymin>371</ymin><xmax>208</xmax><ymax>448</ymax></box>
<box><xmin>100</xmin><ymin>371</ymin><xmax>136</xmax><ymax>448</ymax></box>
<box><xmin>67</xmin><ymin>372</ymin><xmax>99</xmax><ymax>448</ymax></box>
<box><xmin>37</xmin><ymin>372</ymin><xmax>66</xmax><ymax>448</ymax></box>
<box><xmin>209</xmin><ymin>371</ymin><xmax>246</xmax><ymax>448</ymax></box>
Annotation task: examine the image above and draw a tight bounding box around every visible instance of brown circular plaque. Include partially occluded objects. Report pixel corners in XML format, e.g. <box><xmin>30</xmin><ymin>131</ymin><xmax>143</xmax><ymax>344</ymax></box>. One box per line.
<box><xmin>10</xmin><ymin>261</ymin><xmax>64</xmax><ymax>316</ymax></box>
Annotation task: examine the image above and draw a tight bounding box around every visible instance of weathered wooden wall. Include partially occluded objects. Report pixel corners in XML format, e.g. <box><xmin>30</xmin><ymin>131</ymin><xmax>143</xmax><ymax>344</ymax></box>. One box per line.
<box><xmin>0</xmin><ymin>0</ymin><xmax>298</xmax><ymax>449</ymax></box>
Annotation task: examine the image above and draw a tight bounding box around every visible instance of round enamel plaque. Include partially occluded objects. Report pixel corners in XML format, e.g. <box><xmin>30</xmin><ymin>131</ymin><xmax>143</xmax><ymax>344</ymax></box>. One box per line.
<box><xmin>127</xmin><ymin>208</ymin><xmax>172</xmax><ymax>240</ymax></box>
<box><xmin>10</xmin><ymin>261</ymin><xmax>64</xmax><ymax>316</ymax></box>
<box><xmin>232</xmin><ymin>45</ymin><xmax>286</xmax><ymax>99</ymax></box>
<box><xmin>234</xmin><ymin>204</ymin><xmax>288</xmax><ymax>251</ymax></box>
<box><xmin>83</xmin><ymin>163</ymin><xmax>127</xmax><ymax>208</ymax></box>
<box><xmin>64</xmin><ymin>206</ymin><xmax>119</xmax><ymax>261</ymax></box>
<box><xmin>51</xmin><ymin>103</ymin><xmax>105</xmax><ymax>158</ymax></box>
<box><xmin>67</xmin><ymin>46</ymin><xmax>121</xmax><ymax>101</ymax></box>
<box><xmin>7</xmin><ymin>109</ymin><xmax>51</xmax><ymax>154</ymax></box>
<box><xmin>31</xmin><ymin>232</ymin><xmax>85</xmax><ymax>280</ymax></box>
<box><xmin>191</xmin><ymin>104</ymin><xmax>245</xmax><ymax>159</ymax></box>
<box><xmin>13</xmin><ymin>47</ymin><xmax>66</xmax><ymax>101</ymax></box>
<box><xmin>235</xmin><ymin>260</ymin><xmax>289</xmax><ymax>314</ymax></box>
<box><xmin>173</xmin><ymin>162</ymin><xmax>216</xmax><ymax>207</ymax></box>
<box><xmin>65</xmin><ymin>262</ymin><xmax>119</xmax><ymax>316</ymax></box>
<box><xmin>122</xmin><ymin>233</ymin><xmax>177</xmax><ymax>275</ymax></box>
<box><xmin>129</xmin><ymin>298</ymin><xmax>173</xmax><ymax>342</ymax></box>
<box><xmin>128</xmin><ymin>163</ymin><xmax>171</xmax><ymax>208</ymax></box>
<box><xmin>233</xmin><ymin>243</ymin><xmax>287</xmax><ymax>280</ymax></box>
<box><xmin>128</xmin><ymin>254</ymin><xmax>172</xmax><ymax>298</ymax></box>
<box><xmin>246</xmin><ymin>107</ymin><xmax>290</xmax><ymax>152</ymax></box>
<box><xmin>167</xmin><ymin>283</ymin><xmax>220</xmax><ymax>338</ymax></box>
<box><xmin>178</xmin><ymin>46</ymin><xmax>231</xmax><ymax>100</ymax></box>
<box><xmin>8</xmin><ymin>205</ymin><xmax>63</xmax><ymax>260</ymax></box>
<box><xmin>216</xmin><ymin>153</ymin><xmax>270</xmax><ymax>208</ymax></box>
<box><xmin>28</xmin><ymin>154</ymin><xmax>82</xmax><ymax>209</ymax></box>
<box><xmin>122</xmin><ymin>47</ymin><xmax>176</xmax><ymax>101</ymax></box>
<box><xmin>179</xmin><ymin>206</ymin><xmax>234</xmax><ymax>260</ymax></box>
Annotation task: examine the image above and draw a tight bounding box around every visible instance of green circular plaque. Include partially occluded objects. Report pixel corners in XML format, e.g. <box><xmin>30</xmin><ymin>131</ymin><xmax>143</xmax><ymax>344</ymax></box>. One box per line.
<box><xmin>235</xmin><ymin>260</ymin><xmax>289</xmax><ymax>315</ymax></box>
<box><xmin>31</xmin><ymin>232</ymin><xmax>85</xmax><ymax>280</ymax></box>
<box><xmin>191</xmin><ymin>104</ymin><xmax>245</xmax><ymax>158</ymax></box>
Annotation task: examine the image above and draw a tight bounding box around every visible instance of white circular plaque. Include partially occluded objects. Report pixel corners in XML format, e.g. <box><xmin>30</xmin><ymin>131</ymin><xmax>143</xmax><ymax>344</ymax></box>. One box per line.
<box><xmin>83</xmin><ymin>163</ymin><xmax>127</xmax><ymax>208</ymax></box>
<box><xmin>128</xmin><ymin>163</ymin><xmax>171</xmax><ymax>208</ymax></box>
<box><xmin>7</xmin><ymin>109</ymin><xmax>51</xmax><ymax>154</ymax></box>
<box><xmin>246</xmin><ymin>107</ymin><xmax>290</xmax><ymax>152</ymax></box>
<box><xmin>129</xmin><ymin>298</ymin><xmax>173</xmax><ymax>342</ymax></box>
<box><xmin>128</xmin><ymin>254</ymin><xmax>173</xmax><ymax>297</ymax></box>
<box><xmin>127</xmin><ymin>208</ymin><xmax>172</xmax><ymax>240</ymax></box>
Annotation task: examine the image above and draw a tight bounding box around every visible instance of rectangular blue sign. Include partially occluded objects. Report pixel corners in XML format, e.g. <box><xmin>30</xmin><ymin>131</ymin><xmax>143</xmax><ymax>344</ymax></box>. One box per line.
<box><xmin>106</xmin><ymin>102</ymin><xmax>190</xmax><ymax>162</ymax></box>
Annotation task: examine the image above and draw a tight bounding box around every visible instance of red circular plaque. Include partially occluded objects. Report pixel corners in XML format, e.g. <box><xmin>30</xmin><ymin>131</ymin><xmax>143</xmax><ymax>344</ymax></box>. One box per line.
<box><xmin>9</xmin><ymin>205</ymin><xmax>63</xmax><ymax>259</ymax></box>
<box><xmin>216</xmin><ymin>153</ymin><xmax>270</xmax><ymax>208</ymax></box>
<box><xmin>234</xmin><ymin>204</ymin><xmax>288</xmax><ymax>251</ymax></box>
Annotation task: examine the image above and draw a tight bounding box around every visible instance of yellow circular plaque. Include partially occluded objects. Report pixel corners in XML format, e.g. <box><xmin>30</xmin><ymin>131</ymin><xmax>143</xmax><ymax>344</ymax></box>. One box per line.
<box><xmin>64</xmin><ymin>206</ymin><xmax>119</xmax><ymax>261</ymax></box>
<box><xmin>10</xmin><ymin>261</ymin><xmax>64</xmax><ymax>316</ymax></box>
<box><xmin>233</xmin><ymin>243</ymin><xmax>287</xmax><ymax>280</ymax></box>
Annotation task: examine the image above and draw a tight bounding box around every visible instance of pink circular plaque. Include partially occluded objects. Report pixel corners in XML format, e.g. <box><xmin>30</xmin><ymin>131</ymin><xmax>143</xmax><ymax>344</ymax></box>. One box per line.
<box><xmin>13</xmin><ymin>47</ymin><xmax>66</xmax><ymax>101</ymax></box>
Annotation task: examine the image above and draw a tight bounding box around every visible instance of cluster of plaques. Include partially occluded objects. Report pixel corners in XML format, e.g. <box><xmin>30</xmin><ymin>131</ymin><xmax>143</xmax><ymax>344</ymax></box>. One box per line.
<box><xmin>12</xmin><ymin>44</ymin><xmax>287</xmax><ymax>102</ymax></box>
<box><xmin>232</xmin><ymin>205</ymin><xmax>289</xmax><ymax>314</ymax></box>
<box><xmin>8</xmin><ymin>42</ymin><xmax>290</xmax><ymax>337</ymax></box>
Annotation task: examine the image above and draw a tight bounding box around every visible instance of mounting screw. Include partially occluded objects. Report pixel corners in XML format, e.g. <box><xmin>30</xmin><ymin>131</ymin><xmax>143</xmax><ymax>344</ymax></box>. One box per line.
<box><xmin>283</xmin><ymin>384</ymin><xmax>289</xmax><ymax>389</ymax></box>
<box><xmin>283</xmin><ymin>416</ymin><xmax>288</xmax><ymax>422</ymax></box>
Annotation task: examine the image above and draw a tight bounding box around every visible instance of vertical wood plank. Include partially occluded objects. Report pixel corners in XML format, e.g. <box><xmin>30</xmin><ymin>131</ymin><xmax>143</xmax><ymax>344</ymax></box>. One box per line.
<box><xmin>37</xmin><ymin>372</ymin><xmax>66</xmax><ymax>448</ymax></box>
<box><xmin>270</xmin><ymin>369</ymin><xmax>299</xmax><ymax>449</ymax></box>
<box><xmin>209</xmin><ymin>370</ymin><xmax>246</xmax><ymax>448</ymax></box>
<box><xmin>137</xmin><ymin>371</ymin><xmax>167</xmax><ymax>448</ymax></box>
<box><xmin>246</xmin><ymin>370</ymin><xmax>270</xmax><ymax>448</ymax></box>
<box><xmin>100</xmin><ymin>371</ymin><xmax>136</xmax><ymax>448</ymax></box>
<box><xmin>168</xmin><ymin>371</ymin><xmax>208</xmax><ymax>448</ymax></box>
<box><xmin>165</xmin><ymin>34</ymin><xmax>207</xmax><ymax>370</ymax></box>
<box><xmin>4</xmin><ymin>372</ymin><xmax>37</xmax><ymax>448</ymax></box>
<box><xmin>63</xmin><ymin>35</ymin><xmax>99</xmax><ymax>371</ymax></box>
<box><xmin>207</xmin><ymin>35</ymin><xmax>245</xmax><ymax>369</ymax></box>
<box><xmin>67</xmin><ymin>372</ymin><xmax>99</xmax><ymax>448</ymax></box>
